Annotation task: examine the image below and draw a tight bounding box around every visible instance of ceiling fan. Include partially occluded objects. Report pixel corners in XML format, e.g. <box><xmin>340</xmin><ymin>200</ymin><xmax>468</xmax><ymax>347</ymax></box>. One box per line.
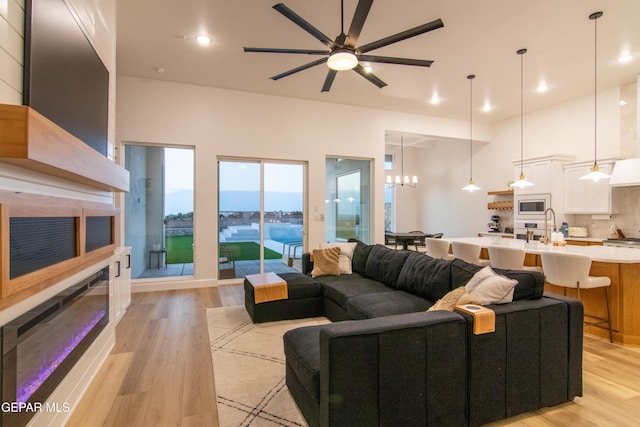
<box><xmin>243</xmin><ymin>0</ymin><xmax>444</xmax><ymax>92</ymax></box>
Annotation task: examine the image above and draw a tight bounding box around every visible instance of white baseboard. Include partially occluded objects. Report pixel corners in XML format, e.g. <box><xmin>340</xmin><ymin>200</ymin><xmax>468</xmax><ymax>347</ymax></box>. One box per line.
<box><xmin>131</xmin><ymin>277</ymin><xmax>242</xmax><ymax>293</ymax></box>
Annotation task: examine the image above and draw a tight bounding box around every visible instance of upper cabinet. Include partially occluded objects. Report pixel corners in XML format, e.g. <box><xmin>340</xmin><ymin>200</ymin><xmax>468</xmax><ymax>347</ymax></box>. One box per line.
<box><xmin>512</xmin><ymin>155</ymin><xmax>573</xmax><ymax>195</ymax></box>
<box><xmin>564</xmin><ymin>159</ymin><xmax>616</xmax><ymax>214</ymax></box>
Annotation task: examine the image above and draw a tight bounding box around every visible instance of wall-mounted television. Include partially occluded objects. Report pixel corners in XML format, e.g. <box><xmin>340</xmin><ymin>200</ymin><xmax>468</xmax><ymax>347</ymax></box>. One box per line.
<box><xmin>23</xmin><ymin>0</ymin><xmax>109</xmax><ymax>157</ymax></box>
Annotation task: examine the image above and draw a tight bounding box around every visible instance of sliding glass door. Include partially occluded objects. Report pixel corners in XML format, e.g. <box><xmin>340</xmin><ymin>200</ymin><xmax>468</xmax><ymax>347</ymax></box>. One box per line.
<box><xmin>218</xmin><ymin>159</ymin><xmax>305</xmax><ymax>279</ymax></box>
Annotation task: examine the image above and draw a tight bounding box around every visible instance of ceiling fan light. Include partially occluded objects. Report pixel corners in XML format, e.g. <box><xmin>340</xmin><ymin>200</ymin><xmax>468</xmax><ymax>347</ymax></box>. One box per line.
<box><xmin>327</xmin><ymin>49</ymin><xmax>358</xmax><ymax>71</ymax></box>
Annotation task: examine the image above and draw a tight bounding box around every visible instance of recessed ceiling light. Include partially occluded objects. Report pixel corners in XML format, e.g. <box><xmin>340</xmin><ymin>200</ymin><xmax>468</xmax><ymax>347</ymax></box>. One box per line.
<box><xmin>482</xmin><ymin>101</ymin><xmax>492</xmax><ymax>112</ymax></box>
<box><xmin>617</xmin><ymin>53</ymin><xmax>633</xmax><ymax>63</ymax></box>
<box><xmin>363</xmin><ymin>64</ymin><xmax>373</xmax><ymax>73</ymax></box>
<box><xmin>536</xmin><ymin>82</ymin><xmax>549</xmax><ymax>93</ymax></box>
<box><xmin>620</xmin><ymin>100</ymin><xmax>628</xmax><ymax>107</ymax></box>
<box><xmin>430</xmin><ymin>93</ymin><xmax>440</xmax><ymax>105</ymax></box>
<box><xmin>196</xmin><ymin>34</ymin><xmax>212</xmax><ymax>45</ymax></box>
<box><xmin>153</xmin><ymin>66</ymin><xmax>165</xmax><ymax>74</ymax></box>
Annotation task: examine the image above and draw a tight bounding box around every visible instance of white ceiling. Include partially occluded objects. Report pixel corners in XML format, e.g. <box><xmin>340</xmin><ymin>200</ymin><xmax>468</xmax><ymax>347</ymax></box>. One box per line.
<box><xmin>116</xmin><ymin>0</ymin><xmax>640</xmax><ymax>124</ymax></box>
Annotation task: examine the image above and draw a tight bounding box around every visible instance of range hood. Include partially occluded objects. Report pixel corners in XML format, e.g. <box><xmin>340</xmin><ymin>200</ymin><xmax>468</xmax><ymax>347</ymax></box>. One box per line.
<box><xmin>609</xmin><ymin>158</ymin><xmax>640</xmax><ymax>187</ymax></box>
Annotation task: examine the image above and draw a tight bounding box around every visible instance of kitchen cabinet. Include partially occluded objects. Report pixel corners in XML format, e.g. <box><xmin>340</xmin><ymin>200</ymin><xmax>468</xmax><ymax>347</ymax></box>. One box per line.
<box><xmin>512</xmin><ymin>155</ymin><xmax>572</xmax><ymax>196</ymax></box>
<box><xmin>514</xmin><ymin>161</ymin><xmax>552</xmax><ymax>194</ymax></box>
<box><xmin>112</xmin><ymin>247</ymin><xmax>132</xmax><ymax>325</ymax></box>
<box><xmin>564</xmin><ymin>160</ymin><xmax>616</xmax><ymax>214</ymax></box>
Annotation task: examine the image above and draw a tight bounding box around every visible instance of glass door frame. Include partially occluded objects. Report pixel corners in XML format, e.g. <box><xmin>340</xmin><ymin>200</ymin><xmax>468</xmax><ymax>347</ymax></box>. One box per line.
<box><xmin>217</xmin><ymin>157</ymin><xmax>308</xmax><ymax>277</ymax></box>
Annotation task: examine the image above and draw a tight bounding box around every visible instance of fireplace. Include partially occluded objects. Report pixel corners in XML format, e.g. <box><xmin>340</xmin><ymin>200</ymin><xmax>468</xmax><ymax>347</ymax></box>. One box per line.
<box><xmin>1</xmin><ymin>266</ymin><xmax>109</xmax><ymax>427</ymax></box>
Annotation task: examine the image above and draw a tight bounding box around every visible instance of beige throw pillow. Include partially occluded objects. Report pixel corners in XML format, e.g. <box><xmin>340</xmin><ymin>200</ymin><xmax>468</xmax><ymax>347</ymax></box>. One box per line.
<box><xmin>321</xmin><ymin>242</ymin><xmax>357</xmax><ymax>274</ymax></box>
<box><xmin>311</xmin><ymin>247</ymin><xmax>341</xmax><ymax>278</ymax></box>
<box><xmin>464</xmin><ymin>266</ymin><xmax>518</xmax><ymax>305</ymax></box>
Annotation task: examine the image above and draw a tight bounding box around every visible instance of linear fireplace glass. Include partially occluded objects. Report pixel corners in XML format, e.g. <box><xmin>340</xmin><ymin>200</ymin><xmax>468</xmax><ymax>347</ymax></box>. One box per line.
<box><xmin>1</xmin><ymin>266</ymin><xmax>109</xmax><ymax>427</ymax></box>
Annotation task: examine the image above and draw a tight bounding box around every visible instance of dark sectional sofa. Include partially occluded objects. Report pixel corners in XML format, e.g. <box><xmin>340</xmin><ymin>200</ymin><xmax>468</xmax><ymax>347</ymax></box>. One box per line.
<box><xmin>269</xmin><ymin>240</ymin><xmax>582</xmax><ymax>426</ymax></box>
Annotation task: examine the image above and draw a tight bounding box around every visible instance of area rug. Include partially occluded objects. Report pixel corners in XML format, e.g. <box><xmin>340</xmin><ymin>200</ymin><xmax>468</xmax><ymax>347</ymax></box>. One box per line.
<box><xmin>206</xmin><ymin>306</ymin><xmax>329</xmax><ymax>426</ymax></box>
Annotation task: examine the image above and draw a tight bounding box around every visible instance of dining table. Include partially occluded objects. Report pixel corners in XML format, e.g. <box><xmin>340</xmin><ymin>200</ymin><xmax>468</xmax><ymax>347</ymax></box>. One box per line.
<box><xmin>384</xmin><ymin>232</ymin><xmax>434</xmax><ymax>250</ymax></box>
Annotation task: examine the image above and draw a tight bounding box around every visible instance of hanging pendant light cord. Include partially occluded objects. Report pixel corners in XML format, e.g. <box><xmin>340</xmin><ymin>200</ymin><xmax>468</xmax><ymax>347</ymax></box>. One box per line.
<box><xmin>592</xmin><ymin>12</ymin><xmax>599</xmax><ymax>167</ymax></box>
<box><xmin>468</xmin><ymin>74</ymin><xmax>474</xmax><ymax>181</ymax></box>
<box><xmin>400</xmin><ymin>136</ymin><xmax>405</xmax><ymax>178</ymax></box>
<box><xmin>519</xmin><ymin>50</ymin><xmax>525</xmax><ymax>175</ymax></box>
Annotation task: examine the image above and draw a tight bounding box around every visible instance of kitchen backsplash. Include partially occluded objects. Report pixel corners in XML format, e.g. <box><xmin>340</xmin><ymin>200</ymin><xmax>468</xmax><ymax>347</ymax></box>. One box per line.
<box><xmin>570</xmin><ymin>186</ymin><xmax>640</xmax><ymax>239</ymax></box>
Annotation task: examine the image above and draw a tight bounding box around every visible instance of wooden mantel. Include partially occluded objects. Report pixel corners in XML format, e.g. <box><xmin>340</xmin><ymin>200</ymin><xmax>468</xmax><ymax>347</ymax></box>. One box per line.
<box><xmin>0</xmin><ymin>104</ymin><xmax>129</xmax><ymax>192</ymax></box>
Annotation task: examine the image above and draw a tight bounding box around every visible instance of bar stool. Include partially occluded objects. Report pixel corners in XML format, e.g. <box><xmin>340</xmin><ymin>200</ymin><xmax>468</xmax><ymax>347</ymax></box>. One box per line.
<box><xmin>541</xmin><ymin>252</ymin><xmax>612</xmax><ymax>343</ymax></box>
<box><xmin>425</xmin><ymin>238</ymin><xmax>453</xmax><ymax>260</ymax></box>
<box><xmin>451</xmin><ymin>241</ymin><xmax>490</xmax><ymax>266</ymax></box>
<box><xmin>488</xmin><ymin>246</ymin><xmax>541</xmax><ymax>271</ymax></box>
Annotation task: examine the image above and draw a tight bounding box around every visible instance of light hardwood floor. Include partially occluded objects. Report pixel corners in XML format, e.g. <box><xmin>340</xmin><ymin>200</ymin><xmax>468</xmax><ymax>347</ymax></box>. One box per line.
<box><xmin>68</xmin><ymin>285</ymin><xmax>640</xmax><ymax>426</ymax></box>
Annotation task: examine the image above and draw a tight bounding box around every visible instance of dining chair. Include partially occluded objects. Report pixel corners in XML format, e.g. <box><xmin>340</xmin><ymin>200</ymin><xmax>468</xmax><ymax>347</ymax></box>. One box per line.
<box><xmin>425</xmin><ymin>238</ymin><xmax>453</xmax><ymax>259</ymax></box>
<box><xmin>409</xmin><ymin>230</ymin><xmax>427</xmax><ymax>252</ymax></box>
<box><xmin>541</xmin><ymin>252</ymin><xmax>612</xmax><ymax>342</ymax></box>
<box><xmin>488</xmin><ymin>246</ymin><xmax>541</xmax><ymax>271</ymax></box>
<box><xmin>451</xmin><ymin>241</ymin><xmax>490</xmax><ymax>266</ymax></box>
<box><xmin>384</xmin><ymin>233</ymin><xmax>398</xmax><ymax>250</ymax></box>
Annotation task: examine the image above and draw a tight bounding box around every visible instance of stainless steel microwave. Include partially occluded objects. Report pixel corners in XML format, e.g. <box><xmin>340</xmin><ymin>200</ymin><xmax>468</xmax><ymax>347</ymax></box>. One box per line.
<box><xmin>515</xmin><ymin>193</ymin><xmax>551</xmax><ymax>219</ymax></box>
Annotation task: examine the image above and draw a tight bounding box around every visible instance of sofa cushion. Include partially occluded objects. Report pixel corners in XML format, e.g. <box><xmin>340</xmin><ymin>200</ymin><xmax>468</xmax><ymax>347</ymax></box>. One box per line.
<box><xmin>319</xmin><ymin>274</ymin><xmax>395</xmax><ymax>308</ymax></box>
<box><xmin>396</xmin><ymin>252</ymin><xmax>452</xmax><ymax>301</ymax></box>
<box><xmin>364</xmin><ymin>245</ymin><xmax>411</xmax><ymax>288</ymax></box>
<box><xmin>451</xmin><ymin>258</ymin><xmax>544</xmax><ymax>301</ymax></box>
<box><xmin>464</xmin><ymin>266</ymin><xmax>518</xmax><ymax>305</ymax></box>
<box><xmin>349</xmin><ymin>238</ymin><xmax>374</xmax><ymax>276</ymax></box>
<box><xmin>283</xmin><ymin>325</ymin><xmax>323</xmax><ymax>404</ymax></box>
<box><xmin>346</xmin><ymin>291</ymin><xmax>433</xmax><ymax>319</ymax></box>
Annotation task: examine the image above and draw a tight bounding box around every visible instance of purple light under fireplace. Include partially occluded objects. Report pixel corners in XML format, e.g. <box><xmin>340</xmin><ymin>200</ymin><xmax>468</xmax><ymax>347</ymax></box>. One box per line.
<box><xmin>1</xmin><ymin>266</ymin><xmax>109</xmax><ymax>427</ymax></box>
<box><xmin>16</xmin><ymin>310</ymin><xmax>106</xmax><ymax>403</ymax></box>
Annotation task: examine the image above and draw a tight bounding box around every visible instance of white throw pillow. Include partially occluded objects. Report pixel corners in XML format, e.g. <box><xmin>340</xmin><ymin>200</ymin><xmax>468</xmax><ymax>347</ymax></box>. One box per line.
<box><xmin>321</xmin><ymin>242</ymin><xmax>357</xmax><ymax>274</ymax></box>
<box><xmin>464</xmin><ymin>266</ymin><xmax>518</xmax><ymax>305</ymax></box>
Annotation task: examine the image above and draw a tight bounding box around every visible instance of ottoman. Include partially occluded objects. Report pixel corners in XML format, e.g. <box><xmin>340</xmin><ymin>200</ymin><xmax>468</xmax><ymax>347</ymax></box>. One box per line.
<box><xmin>244</xmin><ymin>272</ymin><xmax>323</xmax><ymax>323</ymax></box>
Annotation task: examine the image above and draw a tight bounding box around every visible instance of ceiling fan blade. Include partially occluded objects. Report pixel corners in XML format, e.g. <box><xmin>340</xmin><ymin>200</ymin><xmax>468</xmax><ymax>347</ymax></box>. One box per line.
<box><xmin>357</xmin><ymin>55</ymin><xmax>434</xmax><ymax>67</ymax></box>
<box><xmin>244</xmin><ymin>47</ymin><xmax>329</xmax><ymax>55</ymax></box>
<box><xmin>270</xmin><ymin>57</ymin><xmax>328</xmax><ymax>81</ymax></box>
<box><xmin>346</xmin><ymin>0</ymin><xmax>373</xmax><ymax>47</ymax></box>
<box><xmin>353</xmin><ymin>64</ymin><xmax>387</xmax><ymax>88</ymax></box>
<box><xmin>357</xmin><ymin>19</ymin><xmax>444</xmax><ymax>54</ymax></box>
<box><xmin>273</xmin><ymin>3</ymin><xmax>336</xmax><ymax>49</ymax></box>
<box><xmin>321</xmin><ymin>70</ymin><xmax>338</xmax><ymax>92</ymax></box>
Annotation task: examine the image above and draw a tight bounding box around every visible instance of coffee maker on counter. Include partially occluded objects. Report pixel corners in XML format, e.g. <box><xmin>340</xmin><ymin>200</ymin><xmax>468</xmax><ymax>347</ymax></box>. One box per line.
<box><xmin>488</xmin><ymin>215</ymin><xmax>501</xmax><ymax>233</ymax></box>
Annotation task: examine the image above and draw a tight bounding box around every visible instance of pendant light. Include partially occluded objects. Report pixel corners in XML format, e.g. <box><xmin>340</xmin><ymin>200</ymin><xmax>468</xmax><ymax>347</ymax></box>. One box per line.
<box><xmin>462</xmin><ymin>74</ymin><xmax>481</xmax><ymax>192</ymax></box>
<box><xmin>580</xmin><ymin>11</ymin><xmax>611</xmax><ymax>182</ymax></box>
<box><xmin>386</xmin><ymin>136</ymin><xmax>417</xmax><ymax>187</ymax></box>
<box><xmin>510</xmin><ymin>48</ymin><xmax>534</xmax><ymax>189</ymax></box>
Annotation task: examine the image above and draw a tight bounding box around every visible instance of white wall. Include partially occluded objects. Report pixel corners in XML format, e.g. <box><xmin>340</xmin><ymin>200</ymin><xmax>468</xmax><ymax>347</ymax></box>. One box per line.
<box><xmin>116</xmin><ymin>76</ymin><xmax>489</xmax><ymax>284</ymax></box>
<box><xmin>116</xmin><ymin>76</ymin><xmax>629</xmax><ymax>282</ymax></box>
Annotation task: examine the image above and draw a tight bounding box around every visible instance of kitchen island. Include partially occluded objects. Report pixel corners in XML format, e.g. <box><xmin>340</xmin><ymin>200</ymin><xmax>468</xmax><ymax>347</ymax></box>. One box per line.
<box><xmin>449</xmin><ymin>237</ymin><xmax>640</xmax><ymax>345</ymax></box>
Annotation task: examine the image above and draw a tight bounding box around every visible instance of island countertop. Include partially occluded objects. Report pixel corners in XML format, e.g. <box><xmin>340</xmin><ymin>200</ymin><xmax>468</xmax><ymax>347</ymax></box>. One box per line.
<box><xmin>448</xmin><ymin>236</ymin><xmax>640</xmax><ymax>345</ymax></box>
<box><xmin>448</xmin><ymin>236</ymin><xmax>640</xmax><ymax>264</ymax></box>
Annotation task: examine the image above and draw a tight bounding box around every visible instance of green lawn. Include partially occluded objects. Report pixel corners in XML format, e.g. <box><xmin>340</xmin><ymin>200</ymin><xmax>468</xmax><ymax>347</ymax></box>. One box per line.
<box><xmin>220</xmin><ymin>242</ymin><xmax>281</xmax><ymax>261</ymax></box>
<box><xmin>165</xmin><ymin>236</ymin><xmax>194</xmax><ymax>264</ymax></box>
<box><xmin>164</xmin><ymin>236</ymin><xmax>281</xmax><ymax>264</ymax></box>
